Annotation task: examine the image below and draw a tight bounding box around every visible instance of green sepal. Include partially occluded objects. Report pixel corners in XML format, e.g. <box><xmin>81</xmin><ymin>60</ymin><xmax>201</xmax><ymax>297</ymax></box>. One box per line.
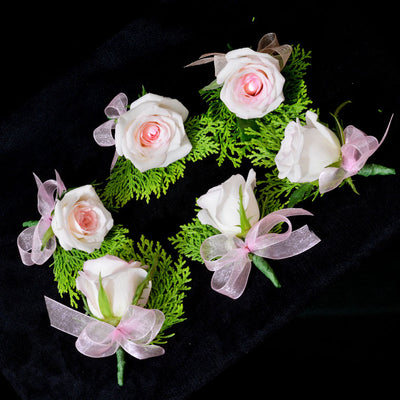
<box><xmin>199</xmin><ymin>79</ymin><xmax>222</xmax><ymax>93</ymax></box>
<box><xmin>98</xmin><ymin>274</ymin><xmax>114</xmax><ymax>320</ymax></box>
<box><xmin>40</xmin><ymin>225</ymin><xmax>54</xmax><ymax>251</ymax></box>
<box><xmin>132</xmin><ymin>255</ymin><xmax>158</xmax><ymax>306</ymax></box>
<box><xmin>358</xmin><ymin>163</ymin><xmax>396</xmax><ymax>177</ymax></box>
<box><xmin>287</xmin><ymin>183</ymin><xmax>315</xmax><ymax>208</ymax></box>
<box><xmin>251</xmin><ymin>254</ymin><xmax>281</xmax><ymax>288</ymax></box>
<box><xmin>238</xmin><ymin>185</ymin><xmax>252</xmax><ymax>239</ymax></box>
<box><xmin>22</xmin><ymin>220</ymin><xmax>39</xmax><ymax>228</ymax></box>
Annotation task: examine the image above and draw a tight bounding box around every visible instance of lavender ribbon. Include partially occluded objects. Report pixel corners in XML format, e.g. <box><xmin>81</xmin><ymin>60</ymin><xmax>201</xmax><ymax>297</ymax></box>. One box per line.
<box><xmin>17</xmin><ymin>171</ymin><xmax>66</xmax><ymax>266</ymax></box>
<box><xmin>45</xmin><ymin>297</ymin><xmax>165</xmax><ymax>360</ymax></box>
<box><xmin>93</xmin><ymin>93</ymin><xmax>128</xmax><ymax>169</ymax></box>
<box><xmin>200</xmin><ymin>208</ymin><xmax>321</xmax><ymax>299</ymax></box>
<box><xmin>185</xmin><ymin>32</ymin><xmax>292</xmax><ymax>72</ymax></box>
<box><xmin>319</xmin><ymin>115</ymin><xmax>393</xmax><ymax>193</ymax></box>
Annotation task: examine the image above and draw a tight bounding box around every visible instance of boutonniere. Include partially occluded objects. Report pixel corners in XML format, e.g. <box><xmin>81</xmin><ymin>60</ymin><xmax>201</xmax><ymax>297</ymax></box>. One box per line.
<box><xmin>171</xmin><ymin>169</ymin><xmax>320</xmax><ymax>299</ymax></box>
<box><xmin>94</xmin><ymin>90</ymin><xmax>219</xmax><ymax>207</ymax></box>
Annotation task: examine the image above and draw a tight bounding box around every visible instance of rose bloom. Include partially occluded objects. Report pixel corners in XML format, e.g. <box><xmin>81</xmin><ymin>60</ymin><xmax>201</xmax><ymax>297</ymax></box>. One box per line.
<box><xmin>114</xmin><ymin>93</ymin><xmax>192</xmax><ymax>172</ymax></box>
<box><xmin>216</xmin><ymin>48</ymin><xmax>285</xmax><ymax>119</ymax></box>
<box><xmin>51</xmin><ymin>185</ymin><xmax>113</xmax><ymax>253</ymax></box>
<box><xmin>275</xmin><ymin>111</ymin><xmax>341</xmax><ymax>183</ymax></box>
<box><xmin>76</xmin><ymin>255</ymin><xmax>150</xmax><ymax>319</ymax></box>
<box><xmin>197</xmin><ymin>169</ymin><xmax>260</xmax><ymax>236</ymax></box>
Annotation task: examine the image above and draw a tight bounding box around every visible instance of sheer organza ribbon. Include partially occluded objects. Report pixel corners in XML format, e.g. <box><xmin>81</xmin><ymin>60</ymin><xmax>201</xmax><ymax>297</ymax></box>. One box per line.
<box><xmin>17</xmin><ymin>171</ymin><xmax>66</xmax><ymax>266</ymax></box>
<box><xmin>319</xmin><ymin>115</ymin><xmax>393</xmax><ymax>193</ymax></box>
<box><xmin>200</xmin><ymin>208</ymin><xmax>321</xmax><ymax>299</ymax></box>
<box><xmin>45</xmin><ymin>296</ymin><xmax>165</xmax><ymax>359</ymax></box>
<box><xmin>93</xmin><ymin>93</ymin><xmax>128</xmax><ymax>169</ymax></box>
<box><xmin>185</xmin><ymin>32</ymin><xmax>292</xmax><ymax>72</ymax></box>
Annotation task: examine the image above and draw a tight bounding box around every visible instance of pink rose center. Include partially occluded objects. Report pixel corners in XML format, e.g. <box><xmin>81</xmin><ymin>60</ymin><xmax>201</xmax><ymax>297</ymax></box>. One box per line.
<box><xmin>72</xmin><ymin>204</ymin><xmax>98</xmax><ymax>234</ymax></box>
<box><xmin>241</xmin><ymin>73</ymin><xmax>263</xmax><ymax>97</ymax></box>
<box><xmin>139</xmin><ymin>122</ymin><xmax>161</xmax><ymax>147</ymax></box>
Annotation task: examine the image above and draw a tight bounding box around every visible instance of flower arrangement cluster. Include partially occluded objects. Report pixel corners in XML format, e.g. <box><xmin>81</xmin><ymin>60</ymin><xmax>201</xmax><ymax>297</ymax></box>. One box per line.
<box><xmin>17</xmin><ymin>32</ymin><xmax>394</xmax><ymax>386</ymax></box>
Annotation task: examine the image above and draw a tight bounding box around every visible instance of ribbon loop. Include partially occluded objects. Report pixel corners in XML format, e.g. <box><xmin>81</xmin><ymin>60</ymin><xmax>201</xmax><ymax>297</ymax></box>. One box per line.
<box><xmin>104</xmin><ymin>92</ymin><xmax>128</xmax><ymax>119</ymax></box>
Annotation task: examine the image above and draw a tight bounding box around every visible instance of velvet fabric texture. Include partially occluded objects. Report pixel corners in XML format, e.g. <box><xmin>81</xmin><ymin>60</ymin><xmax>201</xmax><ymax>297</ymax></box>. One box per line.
<box><xmin>1</xmin><ymin>1</ymin><xmax>399</xmax><ymax>398</ymax></box>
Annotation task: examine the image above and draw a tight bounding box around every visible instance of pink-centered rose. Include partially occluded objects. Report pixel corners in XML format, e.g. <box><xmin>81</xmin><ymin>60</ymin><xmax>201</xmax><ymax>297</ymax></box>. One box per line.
<box><xmin>216</xmin><ymin>48</ymin><xmax>285</xmax><ymax>119</ymax></box>
<box><xmin>51</xmin><ymin>185</ymin><xmax>113</xmax><ymax>253</ymax></box>
<box><xmin>115</xmin><ymin>93</ymin><xmax>192</xmax><ymax>172</ymax></box>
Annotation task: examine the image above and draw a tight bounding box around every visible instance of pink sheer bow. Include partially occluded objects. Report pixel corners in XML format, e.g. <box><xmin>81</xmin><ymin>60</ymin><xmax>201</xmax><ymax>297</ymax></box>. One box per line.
<box><xmin>93</xmin><ymin>93</ymin><xmax>128</xmax><ymax>169</ymax></box>
<box><xmin>17</xmin><ymin>171</ymin><xmax>66</xmax><ymax>266</ymax></box>
<box><xmin>45</xmin><ymin>296</ymin><xmax>165</xmax><ymax>360</ymax></box>
<box><xmin>319</xmin><ymin>115</ymin><xmax>393</xmax><ymax>193</ymax></box>
<box><xmin>185</xmin><ymin>32</ymin><xmax>292</xmax><ymax>72</ymax></box>
<box><xmin>200</xmin><ymin>208</ymin><xmax>321</xmax><ymax>299</ymax></box>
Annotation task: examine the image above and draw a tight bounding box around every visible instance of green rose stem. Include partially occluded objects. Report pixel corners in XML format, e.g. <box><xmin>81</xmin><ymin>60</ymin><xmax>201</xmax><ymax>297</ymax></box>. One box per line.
<box><xmin>237</xmin><ymin>185</ymin><xmax>281</xmax><ymax>288</ymax></box>
<box><xmin>115</xmin><ymin>256</ymin><xmax>159</xmax><ymax>386</ymax></box>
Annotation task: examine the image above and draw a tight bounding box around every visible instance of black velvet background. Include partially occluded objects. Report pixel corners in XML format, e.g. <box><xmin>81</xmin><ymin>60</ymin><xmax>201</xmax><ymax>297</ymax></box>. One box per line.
<box><xmin>1</xmin><ymin>1</ymin><xmax>399</xmax><ymax>398</ymax></box>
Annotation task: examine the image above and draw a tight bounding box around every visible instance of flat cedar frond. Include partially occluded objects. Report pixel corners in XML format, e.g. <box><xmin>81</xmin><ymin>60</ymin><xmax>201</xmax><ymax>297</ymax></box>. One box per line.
<box><xmin>169</xmin><ymin>216</ymin><xmax>219</xmax><ymax>263</ymax></box>
<box><xmin>127</xmin><ymin>235</ymin><xmax>192</xmax><ymax>345</ymax></box>
<box><xmin>51</xmin><ymin>228</ymin><xmax>191</xmax><ymax>345</ymax></box>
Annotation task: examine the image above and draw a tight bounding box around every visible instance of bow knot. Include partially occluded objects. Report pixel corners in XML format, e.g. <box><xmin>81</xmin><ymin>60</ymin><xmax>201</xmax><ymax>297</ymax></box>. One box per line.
<box><xmin>93</xmin><ymin>93</ymin><xmax>128</xmax><ymax>170</ymax></box>
<box><xmin>200</xmin><ymin>208</ymin><xmax>320</xmax><ymax>299</ymax></box>
<box><xmin>45</xmin><ymin>297</ymin><xmax>165</xmax><ymax>360</ymax></box>
<box><xmin>17</xmin><ymin>171</ymin><xmax>66</xmax><ymax>266</ymax></box>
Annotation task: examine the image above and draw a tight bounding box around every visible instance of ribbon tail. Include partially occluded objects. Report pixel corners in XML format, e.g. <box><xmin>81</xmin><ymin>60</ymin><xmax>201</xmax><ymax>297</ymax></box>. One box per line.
<box><xmin>319</xmin><ymin>167</ymin><xmax>348</xmax><ymax>194</ymax></box>
<box><xmin>121</xmin><ymin>340</ymin><xmax>165</xmax><ymax>360</ymax></box>
<box><xmin>253</xmin><ymin>225</ymin><xmax>320</xmax><ymax>260</ymax></box>
<box><xmin>45</xmin><ymin>296</ymin><xmax>96</xmax><ymax>337</ymax></box>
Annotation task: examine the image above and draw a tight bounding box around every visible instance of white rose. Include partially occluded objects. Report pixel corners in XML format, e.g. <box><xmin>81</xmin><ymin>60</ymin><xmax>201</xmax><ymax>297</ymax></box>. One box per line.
<box><xmin>275</xmin><ymin>111</ymin><xmax>341</xmax><ymax>183</ymax></box>
<box><xmin>216</xmin><ymin>48</ymin><xmax>285</xmax><ymax>119</ymax></box>
<box><xmin>76</xmin><ymin>255</ymin><xmax>150</xmax><ymax>319</ymax></box>
<box><xmin>51</xmin><ymin>185</ymin><xmax>113</xmax><ymax>253</ymax></box>
<box><xmin>114</xmin><ymin>93</ymin><xmax>192</xmax><ymax>172</ymax></box>
<box><xmin>197</xmin><ymin>169</ymin><xmax>260</xmax><ymax>236</ymax></box>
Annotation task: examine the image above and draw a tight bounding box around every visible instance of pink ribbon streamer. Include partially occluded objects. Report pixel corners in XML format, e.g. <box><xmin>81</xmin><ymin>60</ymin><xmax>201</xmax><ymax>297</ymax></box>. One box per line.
<box><xmin>200</xmin><ymin>208</ymin><xmax>321</xmax><ymax>299</ymax></box>
<box><xmin>45</xmin><ymin>296</ymin><xmax>165</xmax><ymax>360</ymax></box>
<box><xmin>319</xmin><ymin>115</ymin><xmax>393</xmax><ymax>193</ymax></box>
<box><xmin>17</xmin><ymin>171</ymin><xmax>66</xmax><ymax>266</ymax></box>
<box><xmin>185</xmin><ymin>32</ymin><xmax>292</xmax><ymax>72</ymax></box>
<box><xmin>93</xmin><ymin>93</ymin><xmax>128</xmax><ymax>169</ymax></box>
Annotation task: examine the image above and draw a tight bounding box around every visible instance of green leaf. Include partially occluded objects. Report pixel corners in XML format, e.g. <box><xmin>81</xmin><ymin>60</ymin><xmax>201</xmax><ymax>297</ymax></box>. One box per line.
<box><xmin>236</xmin><ymin>117</ymin><xmax>259</xmax><ymax>142</ymax></box>
<box><xmin>22</xmin><ymin>220</ymin><xmax>39</xmax><ymax>228</ymax></box>
<box><xmin>287</xmin><ymin>183</ymin><xmax>315</xmax><ymax>208</ymax></box>
<box><xmin>238</xmin><ymin>185</ymin><xmax>251</xmax><ymax>238</ymax></box>
<box><xmin>40</xmin><ymin>225</ymin><xmax>54</xmax><ymax>251</ymax></box>
<box><xmin>98</xmin><ymin>274</ymin><xmax>113</xmax><ymax>319</ymax></box>
<box><xmin>252</xmin><ymin>254</ymin><xmax>281</xmax><ymax>288</ymax></box>
<box><xmin>358</xmin><ymin>163</ymin><xmax>396</xmax><ymax>177</ymax></box>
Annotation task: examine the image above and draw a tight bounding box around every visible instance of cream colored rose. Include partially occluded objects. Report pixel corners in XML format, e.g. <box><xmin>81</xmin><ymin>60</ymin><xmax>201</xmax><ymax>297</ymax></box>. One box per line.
<box><xmin>114</xmin><ymin>93</ymin><xmax>192</xmax><ymax>172</ymax></box>
<box><xmin>275</xmin><ymin>111</ymin><xmax>341</xmax><ymax>183</ymax></box>
<box><xmin>76</xmin><ymin>255</ymin><xmax>150</xmax><ymax>319</ymax></box>
<box><xmin>216</xmin><ymin>48</ymin><xmax>285</xmax><ymax>119</ymax></box>
<box><xmin>197</xmin><ymin>169</ymin><xmax>260</xmax><ymax>236</ymax></box>
<box><xmin>51</xmin><ymin>185</ymin><xmax>113</xmax><ymax>252</ymax></box>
